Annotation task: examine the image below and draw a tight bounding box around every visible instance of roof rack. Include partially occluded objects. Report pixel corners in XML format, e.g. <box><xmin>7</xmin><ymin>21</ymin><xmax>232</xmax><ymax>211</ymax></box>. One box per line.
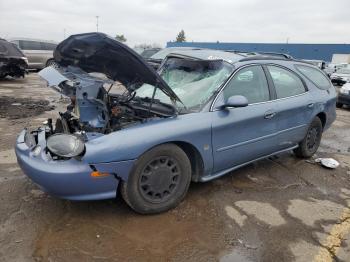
<box><xmin>224</xmin><ymin>50</ymin><xmax>257</xmax><ymax>57</ymax></box>
<box><xmin>238</xmin><ymin>52</ymin><xmax>294</xmax><ymax>62</ymax></box>
<box><xmin>255</xmin><ymin>52</ymin><xmax>293</xmax><ymax>59</ymax></box>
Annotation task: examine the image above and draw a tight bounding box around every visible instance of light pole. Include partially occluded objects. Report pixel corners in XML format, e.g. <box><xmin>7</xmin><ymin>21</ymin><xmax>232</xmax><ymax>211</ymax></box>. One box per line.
<box><xmin>63</xmin><ymin>28</ymin><xmax>66</xmax><ymax>39</ymax></box>
<box><xmin>96</xmin><ymin>16</ymin><xmax>99</xmax><ymax>32</ymax></box>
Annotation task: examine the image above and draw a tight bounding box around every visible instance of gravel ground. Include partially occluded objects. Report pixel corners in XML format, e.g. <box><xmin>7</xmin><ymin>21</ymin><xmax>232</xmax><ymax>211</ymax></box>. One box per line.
<box><xmin>0</xmin><ymin>73</ymin><xmax>349</xmax><ymax>262</ymax></box>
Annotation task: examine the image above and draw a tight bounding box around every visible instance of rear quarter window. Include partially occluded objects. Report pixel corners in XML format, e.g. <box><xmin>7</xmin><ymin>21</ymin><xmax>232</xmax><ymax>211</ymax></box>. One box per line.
<box><xmin>295</xmin><ymin>64</ymin><xmax>330</xmax><ymax>90</ymax></box>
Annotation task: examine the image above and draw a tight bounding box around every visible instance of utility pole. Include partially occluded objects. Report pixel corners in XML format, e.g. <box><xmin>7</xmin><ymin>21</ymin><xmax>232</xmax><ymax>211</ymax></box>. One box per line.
<box><xmin>96</xmin><ymin>16</ymin><xmax>99</xmax><ymax>32</ymax></box>
<box><xmin>63</xmin><ymin>28</ymin><xmax>66</xmax><ymax>39</ymax></box>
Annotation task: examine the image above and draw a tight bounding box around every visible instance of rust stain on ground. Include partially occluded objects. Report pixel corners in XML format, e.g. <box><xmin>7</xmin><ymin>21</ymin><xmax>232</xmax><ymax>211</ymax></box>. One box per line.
<box><xmin>313</xmin><ymin>208</ymin><xmax>350</xmax><ymax>262</ymax></box>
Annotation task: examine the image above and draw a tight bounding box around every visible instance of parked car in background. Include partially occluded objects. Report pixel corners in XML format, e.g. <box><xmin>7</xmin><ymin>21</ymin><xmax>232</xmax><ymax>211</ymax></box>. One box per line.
<box><xmin>330</xmin><ymin>68</ymin><xmax>350</xmax><ymax>86</ymax></box>
<box><xmin>303</xmin><ymin>59</ymin><xmax>326</xmax><ymax>70</ymax></box>
<box><xmin>133</xmin><ymin>47</ymin><xmax>144</xmax><ymax>54</ymax></box>
<box><xmin>336</xmin><ymin>82</ymin><xmax>350</xmax><ymax>108</ymax></box>
<box><xmin>324</xmin><ymin>64</ymin><xmax>336</xmax><ymax>77</ymax></box>
<box><xmin>0</xmin><ymin>38</ymin><xmax>27</xmax><ymax>79</ymax></box>
<box><xmin>140</xmin><ymin>48</ymin><xmax>162</xmax><ymax>59</ymax></box>
<box><xmin>16</xmin><ymin>33</ymin><xmax>336</xmax><ymax>214</ymax></box>
<box><xmin>9</xmin><ymin>38</ymin><xmax>58</xmax><ymax>70</ymax></box>
<box><xmin>147</xmin><ymin>47</ymin><xmax>203</xmax><ymax>70</ymax></box>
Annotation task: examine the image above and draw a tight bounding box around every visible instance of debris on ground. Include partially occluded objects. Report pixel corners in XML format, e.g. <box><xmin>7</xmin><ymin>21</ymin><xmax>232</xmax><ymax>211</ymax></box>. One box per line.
<box><xmin>247</xmin><ymin>175</ymin><xmax>259</xmax><ymax>182</ymax></box>
<box><xmin>237</xmin><ymin>239</ymin><xmax>258</xmax><ymax>250</ymax></box>
<box><xmin>315</xmin><ymin>158</ymin><xmax>340</xmax><ymax>169</ymax></box>
<box><xmin>0</xmin><ymin>96</ymin><xmax>55</xmax><ymax>119</ymax></box>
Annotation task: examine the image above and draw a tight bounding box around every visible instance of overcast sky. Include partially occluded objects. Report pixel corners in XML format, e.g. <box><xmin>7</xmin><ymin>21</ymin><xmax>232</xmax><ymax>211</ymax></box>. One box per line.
<box><xmin>0</xmin><ymin>0</ymin><xmax>349</xmax><ymax>47</ymax></box>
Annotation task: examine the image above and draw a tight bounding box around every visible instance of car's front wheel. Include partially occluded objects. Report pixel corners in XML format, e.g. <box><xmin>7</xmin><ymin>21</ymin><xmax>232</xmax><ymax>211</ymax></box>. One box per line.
<box><xmin>294</xmin><ymin>117</ymin><xmax>323</xmax><ymax>158</ymax></box>
<box><xmin>121</xmin><ymin>144</ymin><xmax>191</xmax><ymax>214</ymax></box>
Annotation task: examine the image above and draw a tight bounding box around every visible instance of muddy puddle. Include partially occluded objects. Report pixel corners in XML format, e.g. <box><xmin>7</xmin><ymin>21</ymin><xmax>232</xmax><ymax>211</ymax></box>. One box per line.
<box><xmin>0</xmin><ymin>96</ymin><xmax>55</xmax><ymax>119</ymax></box>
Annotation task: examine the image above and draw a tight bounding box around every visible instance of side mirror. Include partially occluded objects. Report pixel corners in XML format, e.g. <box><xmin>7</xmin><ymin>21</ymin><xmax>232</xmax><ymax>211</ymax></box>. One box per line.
<box><xmin>222</xmin><ymin>95</ymin><xmax>248</xmax><ymax>108</ymax></box>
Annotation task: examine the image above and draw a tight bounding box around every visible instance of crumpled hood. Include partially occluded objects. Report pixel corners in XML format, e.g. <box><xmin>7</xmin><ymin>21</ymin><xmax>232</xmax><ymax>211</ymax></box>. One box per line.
<box><xmin>54</xmin><ymin>32</ymin><xmax>181</xmax><ymax>102</ymax></box>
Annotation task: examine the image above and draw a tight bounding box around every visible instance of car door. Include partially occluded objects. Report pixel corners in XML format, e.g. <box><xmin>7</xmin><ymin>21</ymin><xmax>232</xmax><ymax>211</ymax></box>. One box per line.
<box><xmin>211</xmin><ymin>64</ymin><xmax>280</xmax><ymax>173</ymax></box>
<box><xmin>40</xmin><ymin>42</ymin><xmax>55</xmax><ymax>66</ymax></box>
<box><xmin>265</xmin><ymin>65</ymin><xmax>314</xmax><ymax>149</ymax></box>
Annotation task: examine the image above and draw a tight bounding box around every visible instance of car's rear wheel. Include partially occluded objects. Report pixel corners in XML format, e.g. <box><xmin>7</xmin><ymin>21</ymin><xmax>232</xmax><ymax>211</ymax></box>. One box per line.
<box><xmin>294</xmin><ymin>117</ymin><xmax>323</xmax><ymax>158</ymax></box>
<box><xmin>121</xmin><ymin>144</ymin><xmax>191</xmax><ymax>214</ymax></box>
<box><xmin>336</xmin><ymin>102</ymin><xmax>343</xmax><ymax>108</ymax></box>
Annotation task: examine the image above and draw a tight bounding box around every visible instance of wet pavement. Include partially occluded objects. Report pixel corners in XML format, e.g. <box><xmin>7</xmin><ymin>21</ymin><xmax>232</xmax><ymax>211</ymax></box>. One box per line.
<box><xmin>0</xmin><ymin>74</ymin><xmax>350</xmax><ymax>262</ymax></box>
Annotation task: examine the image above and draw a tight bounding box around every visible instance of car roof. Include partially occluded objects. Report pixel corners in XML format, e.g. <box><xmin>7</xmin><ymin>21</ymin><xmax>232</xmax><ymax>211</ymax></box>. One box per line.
<box><xmin>165</xmin><ymin>49</ymin><xmax>245</xmax><ymax>64</ymax></box>
<box><xmin>8</xmin><ymin>37</ymin><xmax>58</xmax><ymax>44</ymax></box>
<box><xmin>150</xmin><ymin>47</ymin><xmax>204</xmax><ymax>60</ymax></box>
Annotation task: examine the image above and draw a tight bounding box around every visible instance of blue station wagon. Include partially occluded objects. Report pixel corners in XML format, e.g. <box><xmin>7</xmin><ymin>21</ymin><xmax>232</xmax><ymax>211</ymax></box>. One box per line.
<box><xmin>15</xmin><ymin>33</ymin><xmax>336</xmax><ymax>214</ymax></box>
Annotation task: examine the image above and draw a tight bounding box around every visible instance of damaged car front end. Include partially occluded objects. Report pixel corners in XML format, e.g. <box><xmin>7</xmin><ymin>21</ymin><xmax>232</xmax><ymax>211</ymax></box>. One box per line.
<box><xmin>0</xmin><ymin>38</ymin><xmax>27</xmax><ymax>79</ymax></box>
<box><xmin>15</xmin><ymin>33</ymin><xmax>235</xmax><ymax>207</ymax></box>
<box><xmin>15</xmin><ymin>32</ymin><xmax>208</xmax><ymax>201</ymax></box>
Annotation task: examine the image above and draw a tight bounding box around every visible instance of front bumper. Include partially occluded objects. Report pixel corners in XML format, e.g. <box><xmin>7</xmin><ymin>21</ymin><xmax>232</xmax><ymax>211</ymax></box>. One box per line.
<box><xmin>15</xmin><ymin>128</ymin><xmax>134</xmax><ymax>200</ymax></box>
<box><xmin>338</xmin><ymin>93</ymin><xmax>350</xmax><ymax>105</ymax></box>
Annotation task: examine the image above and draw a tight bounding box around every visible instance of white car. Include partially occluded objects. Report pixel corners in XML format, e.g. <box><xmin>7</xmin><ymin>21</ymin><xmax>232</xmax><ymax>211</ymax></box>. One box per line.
<box><xmin>330</xmin><ymin>68</ymin><xmax>350</xmax><ymax>86</ymax></box>
<box><xmin>337</xmin><ymin>82</ymin><xmax>350</xmax><ymax>108</ymax></box>
<box><xmin>9</xmin><ymin>38</ymin><xmax>58</xmax><ymax>70</ymax></box>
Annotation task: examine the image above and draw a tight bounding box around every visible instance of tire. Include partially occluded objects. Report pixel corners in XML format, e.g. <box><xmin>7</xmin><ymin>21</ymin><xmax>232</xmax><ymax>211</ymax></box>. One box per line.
<box><xmin>121</xmin><ymin>144</ymin><xmax>191</xmax><ymax>214</ymax></box>
<box><xmin>293</xmin><ymin>117</ymin><xmax>323</xmax><ymax>158</ymax></box>
<box><xmin>46</xmin><ymin>59</ymin><xmax>59</xmax><ymax>68</ymax></box>
<box><xmin>336</xmin><ymin>102</ymin><xmax>343</xmax><ymax>108</ymax></box>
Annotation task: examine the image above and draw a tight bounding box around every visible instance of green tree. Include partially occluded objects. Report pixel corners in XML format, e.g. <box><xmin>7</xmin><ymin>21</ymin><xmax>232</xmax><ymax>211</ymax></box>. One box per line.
<box><xmin>175</xmin><ymin>30</ymin><xmax>186</xmax><ymax>42</ymax></box>
<box><xmin>115</xmin><ymin>34</ymin><xmax>127</xmax><ymax>42</ymax></box>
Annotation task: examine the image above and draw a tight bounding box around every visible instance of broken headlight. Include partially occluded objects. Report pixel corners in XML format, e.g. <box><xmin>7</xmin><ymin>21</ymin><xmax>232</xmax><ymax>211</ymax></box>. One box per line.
<box><xmin>47</xmin><ymin>134</ymin><xmax>85</xmax><ymax>158</ymax></box>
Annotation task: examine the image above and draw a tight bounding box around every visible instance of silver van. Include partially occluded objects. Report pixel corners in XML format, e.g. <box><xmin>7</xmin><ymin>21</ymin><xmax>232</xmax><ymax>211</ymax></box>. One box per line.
<box><xmin>9</xmin><ymin>38</ymin><xmax>58</xmax><ymax>70</ymax></box>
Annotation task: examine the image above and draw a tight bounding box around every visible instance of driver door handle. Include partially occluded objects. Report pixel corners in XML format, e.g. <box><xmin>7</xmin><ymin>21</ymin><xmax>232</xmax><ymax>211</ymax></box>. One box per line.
<box><xmin>264</xmin><ymin>111</ymin><xmax>276</xmax><ymax>119</ymax></box>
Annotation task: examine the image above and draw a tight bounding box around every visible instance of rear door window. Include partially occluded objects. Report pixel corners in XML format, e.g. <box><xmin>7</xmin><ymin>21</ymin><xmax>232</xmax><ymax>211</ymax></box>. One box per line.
<box><xmin>19</xmin><ymin>40</ymin><xmax>42</xmax><ymax>50</ymax></box>
<box><xmin>41</xmin><ymin>42</ymin><xmax>57</xmax><ymax>50</ymax></box>
<box><xmin>267</xmin><ymin>65</ymin><xmax>306</xmax><ymax>99</ymax></box>
<box><xmin>295</xmin><ymin>64</ymin><xmax>331</xmax><ymax>90</ymax></box>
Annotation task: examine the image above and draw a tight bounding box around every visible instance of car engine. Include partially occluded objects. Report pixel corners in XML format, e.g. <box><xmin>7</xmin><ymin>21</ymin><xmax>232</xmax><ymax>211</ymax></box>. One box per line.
<box><xmin>39</xmin><ymin>66</ymin><xmax>176</xmax><ymax>136</ymax></box>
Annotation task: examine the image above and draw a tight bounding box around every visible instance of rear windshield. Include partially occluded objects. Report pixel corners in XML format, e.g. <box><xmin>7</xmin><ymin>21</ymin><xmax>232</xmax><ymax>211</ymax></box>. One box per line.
<box><xmin>136</xmin><ymin>57</ymin><xmax>234</xmax><ymax>112</ymax></box>
<box><xmin>0</xmin><ymin>40</ymin><xmax>24</xmax><ymax>57</ymax></box>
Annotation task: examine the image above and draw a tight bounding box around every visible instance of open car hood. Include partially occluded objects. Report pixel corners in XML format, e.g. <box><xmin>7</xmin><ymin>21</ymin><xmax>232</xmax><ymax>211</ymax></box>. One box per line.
<box><xmin>54</xmin><ymin>32</ymin><xmax>181</xmax><ymax>102</ymax></box>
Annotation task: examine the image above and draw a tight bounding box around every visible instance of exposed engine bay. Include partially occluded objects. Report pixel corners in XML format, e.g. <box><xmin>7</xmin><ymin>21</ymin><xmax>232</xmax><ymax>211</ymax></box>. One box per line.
<box><xmin>39</xmin><ymin>66</ymin><xmax>177</xmax><ymax>136</ymax></box>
